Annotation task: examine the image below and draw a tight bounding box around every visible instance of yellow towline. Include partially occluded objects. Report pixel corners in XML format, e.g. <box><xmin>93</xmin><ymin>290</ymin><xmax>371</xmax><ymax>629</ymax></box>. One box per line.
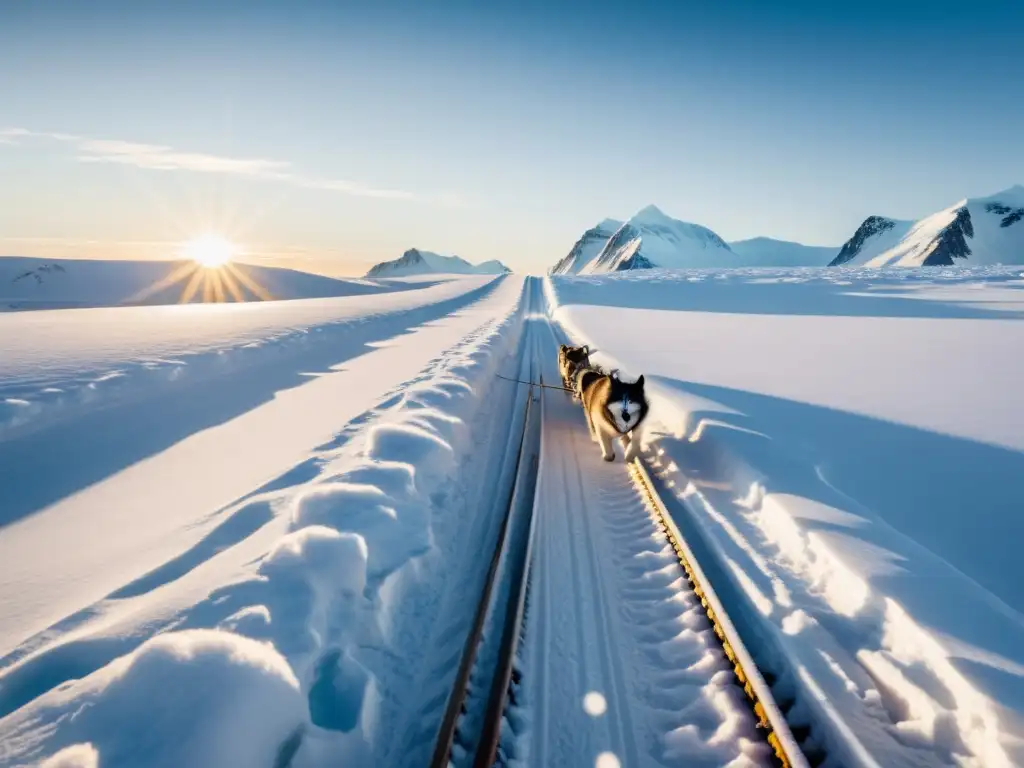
<box><xmin>627</xmin><ymin>458</ymin><xmax>809</xmax><ymax>768</ymax></box>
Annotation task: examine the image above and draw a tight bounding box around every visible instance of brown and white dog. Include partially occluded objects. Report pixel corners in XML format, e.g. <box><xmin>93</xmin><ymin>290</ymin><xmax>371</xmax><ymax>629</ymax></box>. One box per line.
<box><xmin>574</xmin><ymin>366</ymin><xmax>649</xmax><ymax>462</ymax></box>
<box><xmin>557</xmin><ymin>344</ymin><xmax>591</xmax><ymax>396</ymax></box>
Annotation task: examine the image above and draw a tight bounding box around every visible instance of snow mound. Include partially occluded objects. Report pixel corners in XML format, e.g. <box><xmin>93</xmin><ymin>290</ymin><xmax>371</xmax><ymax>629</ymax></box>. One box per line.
<box><xmin>830</xmin><ymin>184</ymin><xmax>1024</xmax><ymax>267</ymax></box>
<box><xmin>263</xmin><ymin>526</ymin><xmax>369</xmax><ymax>601</ymax></box>
<box><xmin>0</xmin><ymin>257</ymin><xmax>407</xmax><ymax>311</ymax></box>
<box><xmin>2</xmin><ymin>629</ymin><xmax>305</xmax><ymax>768</ymax></box>
<box><xmin>365</xmin><ymin>248</ymin><xmax>510</xmax><ymax>277</ymax></box>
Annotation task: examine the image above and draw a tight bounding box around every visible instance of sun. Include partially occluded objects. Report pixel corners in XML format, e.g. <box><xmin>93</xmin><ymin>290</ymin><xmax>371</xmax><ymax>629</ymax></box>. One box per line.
<box><xmin>182</xmin><ymin>233</ymin><xmax>236</xmax><ymax>268</ymax></box>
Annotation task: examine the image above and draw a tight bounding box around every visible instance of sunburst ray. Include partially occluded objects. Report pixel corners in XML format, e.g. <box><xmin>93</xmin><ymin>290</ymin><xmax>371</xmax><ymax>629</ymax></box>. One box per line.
<box><xmin>123</xmin><ymin>261</ymin><xmax>199</xmax><ymax>305</ymax></box>
<box><xmin>220</xmin><ymin>269</ymin><xmax>246</xmax><ymax>302</ymax></box>
<box><xmin>225</xmin><ymin>262</ymin><xmax>273</xmax><ymax>301</ymax></box>
<box><xmin>179</xmin><ymin>267</ymin><xmax>207</xmax><ymax>304</ymax></box>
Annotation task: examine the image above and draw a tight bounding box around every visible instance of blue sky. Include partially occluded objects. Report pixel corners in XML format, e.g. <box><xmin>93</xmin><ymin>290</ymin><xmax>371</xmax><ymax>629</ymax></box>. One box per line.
<box><xmin>1</xmin><ymin>0</ymin><xmax>1022</xmax><ymax>275</ymax></box>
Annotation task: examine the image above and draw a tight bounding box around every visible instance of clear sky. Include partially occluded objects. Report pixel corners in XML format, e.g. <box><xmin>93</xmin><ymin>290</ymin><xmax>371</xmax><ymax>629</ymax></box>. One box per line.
<box><xmin>1</xmin><ymin>0</ymin><xmax>1022</xmax><ymax>276</ymax></box>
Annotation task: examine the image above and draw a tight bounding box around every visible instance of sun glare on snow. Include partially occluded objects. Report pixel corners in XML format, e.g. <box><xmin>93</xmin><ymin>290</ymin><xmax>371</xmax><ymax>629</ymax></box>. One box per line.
<box><xmin>183</xmin><ymin>233</ymin><xmax>236</xmax><ymax>268</ymax></box>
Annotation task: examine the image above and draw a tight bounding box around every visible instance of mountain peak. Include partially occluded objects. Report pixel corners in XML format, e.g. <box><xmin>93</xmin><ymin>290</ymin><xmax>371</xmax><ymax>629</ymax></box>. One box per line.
<box><xmin>366</xmin><ymin>249</ymin><xmax>507</xmax><ymax>277</ymax></box>
<box><xmin>829</xmin><ymin>184</ymin><xmax>1024</xmax><ymax>268</ymax></box>
<box><xmin>629</xmin><ymin>204</ymin><xmax>671</xmax><ymax>225</ymax></box>
<box><xmin>979</xmin><ymin>184</ymin><xmax>1024</xmax><ymax>206</ymax></box>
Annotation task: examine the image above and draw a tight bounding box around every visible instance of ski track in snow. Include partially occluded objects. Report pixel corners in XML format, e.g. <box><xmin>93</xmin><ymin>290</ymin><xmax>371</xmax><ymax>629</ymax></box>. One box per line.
<box><xmin>516</xmin><ymin>388</ymin><xmax>768</xmax><ymax>767</ymax></box>
<box><xmin>0</xmin><ymin>275</ymin><xmax>526</xmax><ymax>767</ymax></box>
<box><xmin>547</xmin><ymin>266</ymin><xmax>1024</xmax><ymax>768</ymax></box>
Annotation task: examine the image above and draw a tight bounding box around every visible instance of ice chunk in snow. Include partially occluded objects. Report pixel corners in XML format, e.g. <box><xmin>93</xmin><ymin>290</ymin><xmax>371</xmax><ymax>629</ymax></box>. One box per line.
<box><xmin>7</xmin><ymin>629</ymin><xmax>304</xmax><ymax>768</ymax></box>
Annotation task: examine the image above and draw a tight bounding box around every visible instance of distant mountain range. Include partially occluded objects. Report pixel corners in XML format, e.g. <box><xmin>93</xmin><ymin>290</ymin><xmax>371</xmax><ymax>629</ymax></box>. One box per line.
<box><xmin>829</xmin><ymin>185</ymin><xmax>1024</xmax><ymax>267</ymax></box>
<box><xmin>366</xmin><ymin>248</ymin><xmax>509</xmax><ymax>277</ymax></box>
<box><xmin>549</xmin><ymin>205</ymin><xmax>837</xmax><ymax>274</ymax></box>
<box><xmin>550</xmin><ymin>185</ymin><xmax>1024</xmax><ymax>274</ymax></box>
<box><xmin>0</xmin><ymin>257</ymin><xmax>410</xmax><ymax>311</ymax></box>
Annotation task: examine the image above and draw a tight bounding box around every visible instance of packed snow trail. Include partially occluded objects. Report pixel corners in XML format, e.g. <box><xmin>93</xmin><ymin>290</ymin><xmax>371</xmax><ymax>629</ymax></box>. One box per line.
<box><xmin>496</xmin><ymin>279</ymin><xmax>772</xmax><ymax>767</ymax></box>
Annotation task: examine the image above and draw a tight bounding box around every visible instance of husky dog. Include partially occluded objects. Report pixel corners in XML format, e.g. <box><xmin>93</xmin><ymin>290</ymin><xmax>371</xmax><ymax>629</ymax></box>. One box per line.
<box><xmin>577</xmin><ymin>368</ymin><xmax>649</xmax><ymax>462</ymax></box>
<box><xmin>557</xmin><ymin>344</ymin><xmax>591</xmax><ymax>394</ymax></box>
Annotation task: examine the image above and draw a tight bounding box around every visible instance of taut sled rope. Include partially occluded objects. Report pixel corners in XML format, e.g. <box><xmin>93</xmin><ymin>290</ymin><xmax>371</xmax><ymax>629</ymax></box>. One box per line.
<box><xmin>495</xmin><ymin>373</ymin><xmax>574</xmax><ymax>393</ymax></box>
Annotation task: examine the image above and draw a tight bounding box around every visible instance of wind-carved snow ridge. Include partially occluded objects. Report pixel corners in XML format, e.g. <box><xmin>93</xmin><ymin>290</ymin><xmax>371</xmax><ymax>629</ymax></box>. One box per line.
<box><xmin>0</xmin><ymin>285</ymin><xmax>526</xmax><ymax>768</ymax></box>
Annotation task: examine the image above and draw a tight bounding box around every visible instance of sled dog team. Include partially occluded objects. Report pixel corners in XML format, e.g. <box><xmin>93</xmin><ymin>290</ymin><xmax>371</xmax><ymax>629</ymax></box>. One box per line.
<box><xmin>557</xmin><ymin>344</ymin><xmax>649</xmax><ymax>463</ymax></box>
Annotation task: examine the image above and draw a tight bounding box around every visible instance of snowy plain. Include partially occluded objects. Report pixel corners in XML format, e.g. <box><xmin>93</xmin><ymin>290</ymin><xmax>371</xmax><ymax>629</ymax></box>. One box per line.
<box><xmin>548</xmin><ymin>265</ymin><xmax>1024</xmax><ymax>767</ymax></box>
<box><xmin>3</xmin><ymin>263</ymin><xmax>1024</xmax><ymax>767</ymax></box>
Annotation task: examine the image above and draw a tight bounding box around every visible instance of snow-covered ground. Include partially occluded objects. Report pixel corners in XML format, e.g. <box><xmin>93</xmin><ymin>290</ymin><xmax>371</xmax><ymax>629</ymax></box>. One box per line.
<box><xmin>4</xmin><ymin>263</ymin><xmax>1024</xmax><ymax>768</ymax></box>
<box><xmin>0</xmin><ymin>274</ymin><xmax>525</xmax><ymax>766</ymax></box>
<box><xmin>548</xmin><ymin>265</ymin><xmax>1024</xmax><ymax>767</ymax></box>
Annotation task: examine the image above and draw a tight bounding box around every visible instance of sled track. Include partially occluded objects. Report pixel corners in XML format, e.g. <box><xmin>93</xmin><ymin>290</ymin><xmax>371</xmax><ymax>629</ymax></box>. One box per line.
<box><xmin>430</xmin><ymin>342</ymin><xmax>809</xmax><ymax>767</ymax></box>
<box><xmin>427</xmin><ymin>376</ymin><xmax>542</xmax><ymax>768</ymax></box>
<box><xmin>626</xmin><ymin>459</ymin><xmax>807</xmax><ymax>768</ymax></box>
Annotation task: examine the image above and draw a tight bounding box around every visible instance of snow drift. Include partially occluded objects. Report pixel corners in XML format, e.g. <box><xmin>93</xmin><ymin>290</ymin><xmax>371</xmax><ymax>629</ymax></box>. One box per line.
<box><xmin>829</xmin><ymin>185</ymin><xmax>1024</xmax><ymax>267</ymax></box>
<box><xmin>1</xmin><ymin>629</ymin><xmax>305</xmax><ymax>768</ymax></box>
<box><xmin>0</xmin><ymin>256</ymin><xmax>407</xmax><ymax>311</ymax></box>
<box><xmin>365</xmin><ymin>248</ymin><xmax>509</xmax><ymax>277</ymax></box>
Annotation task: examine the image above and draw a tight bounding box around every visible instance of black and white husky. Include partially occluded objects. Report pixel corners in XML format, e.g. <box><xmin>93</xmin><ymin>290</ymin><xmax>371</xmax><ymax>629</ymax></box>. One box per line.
<box><xmin>575</xmin><ymin>366</ymin><xmax>649</xmax><ymax>462</ymax></box>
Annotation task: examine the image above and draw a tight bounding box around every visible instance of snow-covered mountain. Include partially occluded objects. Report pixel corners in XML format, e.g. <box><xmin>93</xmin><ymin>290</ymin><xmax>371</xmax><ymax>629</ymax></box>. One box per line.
<box><xmin>829</xmin><ymin>185</ymin><xmax>1024</xmax><ymax>267</ymax></box>
<box><xmin>0</xmin><ymin>257</ymin><xmax>405</xmax><ymax>311</ymax></box>
<box><xmin>548</xmin><ymin>205</ymin><xmax>739</xmax><ymax>275</ymax></box>
<box><xmin>366</xmin><ymin>248</ymin><xmax>509</xmax><ymax>277</ymax></box>
<box><xmin>585</xmin><ymin>205</ymin><xmax>736</xmax><ymax>273</ymax></box>
<box><xmin>827</xmin><ymin>216</ymin><xmax>914</xmax><ymax>266</ymax></box>
<box><xmin>728</xmin><ymin>237</ymin><xmax>837</xmax><ymax>267</ymax></box>
<box><xmin>549</xmin><ymin>219</ymin><xmax>623</xmax><ymax>275</ymax></box>
<box><xmin>551</xmin><ymin>205</ymin><xmax>837</xmax><ymax>274</ymax></box>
